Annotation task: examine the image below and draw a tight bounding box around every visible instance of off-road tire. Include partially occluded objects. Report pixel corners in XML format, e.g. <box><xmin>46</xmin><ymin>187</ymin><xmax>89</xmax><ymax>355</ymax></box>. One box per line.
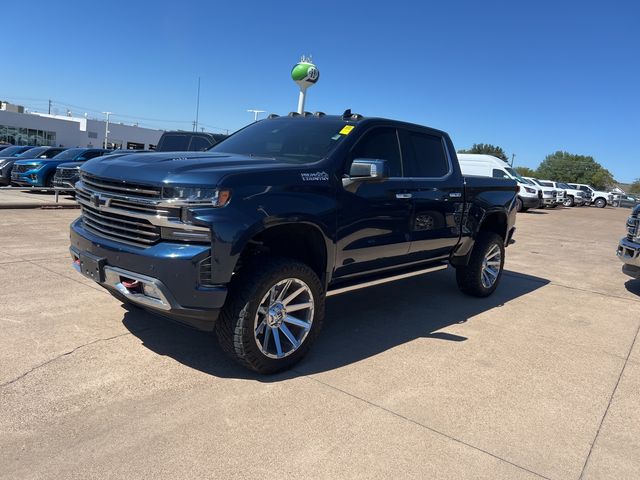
<box><xmin>216</xmin><ymin>257</ymin><xmax>324</xmax><ymax>374</ymax></box>
<box><xmin>455</xmin><ymin>232</ymin><xmax>505</xmax><ymax>297</ymax></box>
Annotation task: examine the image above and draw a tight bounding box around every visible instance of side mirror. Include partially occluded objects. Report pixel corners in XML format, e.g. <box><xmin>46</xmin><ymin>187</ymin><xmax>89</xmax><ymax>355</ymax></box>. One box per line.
<box><xmin>348</xmin><ymin>158</ymin><xmax>388</xmax><ymax>181</ymax></box>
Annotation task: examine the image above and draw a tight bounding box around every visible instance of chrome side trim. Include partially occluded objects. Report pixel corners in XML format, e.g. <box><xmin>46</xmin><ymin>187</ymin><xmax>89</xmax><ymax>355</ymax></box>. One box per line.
<box><xmin>327</xmin><ymin>264</ymin><xmax>448</xmax><ymax>297</ymax></box>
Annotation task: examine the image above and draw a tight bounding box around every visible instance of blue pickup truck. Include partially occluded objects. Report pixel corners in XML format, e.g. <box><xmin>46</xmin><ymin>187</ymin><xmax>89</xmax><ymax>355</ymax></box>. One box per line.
<box><xmin>70</xmin><ymin>112</ymin><xmax>517</xmax><ymax>373</ymax></box>
<box><xmin>12</xmin><ymin>147</ymin><xmax>107</xmax><ymax>188</ymax></box>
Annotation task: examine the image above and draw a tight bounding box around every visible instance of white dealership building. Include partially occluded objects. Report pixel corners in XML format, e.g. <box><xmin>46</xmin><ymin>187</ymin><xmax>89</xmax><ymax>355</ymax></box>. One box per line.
<box><xmin>0</xmin><ymin>102</ymin><xmax>163</xmax><ymax>150</ymax></box>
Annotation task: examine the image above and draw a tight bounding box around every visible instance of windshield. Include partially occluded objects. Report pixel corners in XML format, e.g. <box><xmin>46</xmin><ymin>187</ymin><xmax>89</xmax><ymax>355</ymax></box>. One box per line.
<box><xmin>17</xmin><ymin>147</ymin><xmax>47</xmax><ymax>158</ymax></box>
<box><xmin>557</xmin><ymin>182</ymin><xmax>570</xmax><ymax>189</ymax></box>
<box><xmin>538</xmin><ymin>181</ymin><xmax>553</xmax><ymax>187</ymax></box>
<box><xmin>210</xmin><ymin>118</ymin><xmax>350</xmax><ymax>163</ymax></box>
<box><xmin>52</xmin><ymin>148</ymin><xmax>84</xmax><ymax>160</ymax></box>
<box><xmin>504</xmin><ymin>167</ymin><xmax>529</xmax><ymax>184</ymax></box>
<box><xmin>1</xmin><ymin>146</ymin><xmax>29</xmax><ymax>157</ymax></box>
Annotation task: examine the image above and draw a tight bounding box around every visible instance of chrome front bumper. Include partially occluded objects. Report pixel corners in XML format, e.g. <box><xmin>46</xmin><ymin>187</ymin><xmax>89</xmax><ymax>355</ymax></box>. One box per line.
<box><xmin>617</xmin><ymin>238</ymin><xmax>640</xmax><ymax>278</ymax></box>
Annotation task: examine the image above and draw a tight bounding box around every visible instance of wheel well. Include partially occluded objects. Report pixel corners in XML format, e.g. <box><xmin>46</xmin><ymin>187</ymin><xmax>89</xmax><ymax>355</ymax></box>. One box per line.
<box><xmin>479</xmin><ymin>212</ymin><xmax>508</xmax><ymax>241</ymax></box>
<box><xmin>236</xmin><ymin>224</ymin><xmax>328</xmax><ymax>282</ymax></box>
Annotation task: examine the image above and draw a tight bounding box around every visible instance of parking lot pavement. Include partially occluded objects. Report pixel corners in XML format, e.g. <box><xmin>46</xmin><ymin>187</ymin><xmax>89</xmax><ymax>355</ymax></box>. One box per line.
<box><xmin>0</xmin><ymin>188</ymin><xmax>77</xmax><ymax>208</ymax></box>
<box><xmin>1</xmin><ymin>205</ymin><xmax>639</xmax><ymax>479</ymax></box>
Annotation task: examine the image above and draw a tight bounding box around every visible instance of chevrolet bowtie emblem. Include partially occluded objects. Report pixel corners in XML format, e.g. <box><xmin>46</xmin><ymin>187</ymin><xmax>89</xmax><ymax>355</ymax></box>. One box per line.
<box><xmin>92</xmin><ymin>193</ymin><xmax>101</xmax><ymax>208</ymax></box>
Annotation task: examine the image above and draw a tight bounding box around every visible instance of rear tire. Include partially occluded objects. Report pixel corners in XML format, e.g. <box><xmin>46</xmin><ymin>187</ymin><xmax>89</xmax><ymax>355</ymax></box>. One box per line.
<box><xmin>216</xmin><ymin>257</ymin><xmax>324</xmax><ymax>374</ymax></box>
<box><xmin>456</xmin><ymin>232</ymin><xmax>505</xmax><ymax>297</ymax></box>
<box><xmin>515</xmin><ymin>197</ymin><xmax>523</xmax><ymax>212</ymax></box>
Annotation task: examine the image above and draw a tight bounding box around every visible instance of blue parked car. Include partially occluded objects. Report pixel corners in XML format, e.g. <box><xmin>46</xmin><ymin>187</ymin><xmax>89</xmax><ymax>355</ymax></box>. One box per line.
<box><xmin>0</xmin><ymin>145</ymin><xmax>37</xmax><ymax>185</ymax></box>
<box><xmin>12</xmin><ymin>148</ymin><xmax>107</xmax><ymax>188</ymax></box>
<box><xmin>53</xmin><ymin>149</ymin><xmax>152</xmax><ymax>190</ymax></box>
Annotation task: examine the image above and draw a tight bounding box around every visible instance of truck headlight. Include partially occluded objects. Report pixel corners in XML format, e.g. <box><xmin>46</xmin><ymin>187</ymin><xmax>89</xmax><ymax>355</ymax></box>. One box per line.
<box><xmin>162</xmin><ymin>186</ymin><xmax>231</xmax><ymax>207</ymax></box>
<box><xmin>524</xmin><ymin>187</ymin><xmax>536</xmax><ymax>194</ymax></box>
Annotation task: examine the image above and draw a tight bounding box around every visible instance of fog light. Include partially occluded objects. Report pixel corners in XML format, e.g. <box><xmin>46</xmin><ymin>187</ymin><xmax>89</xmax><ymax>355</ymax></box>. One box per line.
<box><xmin>143</xmin><ymin>282</ymin><xmax>163</xmax><ymax>300</ymax></box>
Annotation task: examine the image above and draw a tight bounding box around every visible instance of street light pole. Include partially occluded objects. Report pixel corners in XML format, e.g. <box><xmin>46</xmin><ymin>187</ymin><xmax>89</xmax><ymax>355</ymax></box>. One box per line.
<box><xmin>102</xmin><ymin>112</ymin><xmax>112</xmax><ymax>149</ymax></box>
<box><xmin>247</xmin><ymin>109</ymin><xmax>266</xmax><ymax>122</ymax></box>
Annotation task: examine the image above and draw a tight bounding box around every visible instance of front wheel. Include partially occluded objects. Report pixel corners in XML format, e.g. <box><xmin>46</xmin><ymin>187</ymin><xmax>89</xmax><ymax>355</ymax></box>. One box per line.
<box><xmin>456</xmin><ymin>232</ymin><xmax>505</xmax><ymax>297</ymax></box>
<box><xmin>595</xmin><ymin>198</ymin><xmax>606</xmax><ymax>208</ymax></box>
<box><xmin>216</xmin><ymin>257</ymin><xmax>324</xmax><ymax>374</ymax></box>
<box><xmin>564</xmin><ymin>196</ymin><xmax>575</xmax><ymax>207</ymax></box>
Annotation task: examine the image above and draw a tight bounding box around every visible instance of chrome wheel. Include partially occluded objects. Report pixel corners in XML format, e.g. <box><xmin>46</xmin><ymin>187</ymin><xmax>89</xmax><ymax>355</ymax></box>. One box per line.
<box><xmin>481</xmin><ymin>244</ymin><xmax>502</xmax><ymax>289</ymax></box>
<box><xmin>254</xmin><ymin>278</ymin><xmax>314</xmax><ymax>359</ymax></box>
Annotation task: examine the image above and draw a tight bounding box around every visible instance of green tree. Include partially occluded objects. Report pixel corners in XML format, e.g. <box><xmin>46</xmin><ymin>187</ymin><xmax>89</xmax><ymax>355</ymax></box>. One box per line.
<box><xmin>536</xmin><ymin>151</ymin><xmax>615</xmax><ymax>189</ymax></box>
<box><xmin>628</xmin><ymin>179</ymin><xmax>640</xmax><ymax>195</ymax></box>
<box><xmin>458</xmin><ymin>143</ymin><xmax>509</xmax><ymax>162</ymax></box>
<box><xmin>514</xmin><ymin>166</ymin><xmax>537</xmax><ymax>177</ymax></box>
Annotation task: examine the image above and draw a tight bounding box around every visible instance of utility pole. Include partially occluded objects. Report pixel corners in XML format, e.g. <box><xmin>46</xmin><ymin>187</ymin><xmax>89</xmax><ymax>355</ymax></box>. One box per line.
<box><xmin>48</xmin><ymin>99</ymin><xmax>52</xmax><ymax>115</ymax></box>
<box><xmin>193</xmin><ymin>76</ymin><xmax>201</xmax><ymax>132</ymax></box>
<box><xmin>511</xmin><ymin>153</ymin><xmax>516</xmax><ymax>167</ymax></box>
<box><xmin>247</xmin><ymin>109</ymin><xmax>266</xmax><ymax>122</ymax></box>
<box><xmin>102</xmin><ymin>112</ymin><xmax>112</xmax><ymax>149</ymax></box>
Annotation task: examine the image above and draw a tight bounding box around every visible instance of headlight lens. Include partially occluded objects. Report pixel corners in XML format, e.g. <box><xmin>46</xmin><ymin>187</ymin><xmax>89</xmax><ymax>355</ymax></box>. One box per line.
<box><xmin>162</xmin><ymin>186</ymin><xmax>231</xmax><ymax>207</ymax></box>
<box><xmin>524</xmin><ymin>187</ymin><xmax>536</xmax><ymax>194</ymax></box>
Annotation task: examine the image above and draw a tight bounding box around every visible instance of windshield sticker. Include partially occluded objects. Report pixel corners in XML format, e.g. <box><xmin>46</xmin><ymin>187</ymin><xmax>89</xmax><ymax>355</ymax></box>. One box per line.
<box><xmin>301</xmin><ymin>171</ymin><xmax>329</xmax><ymax>182</ymax></box>
<box><xmin>339</xmin><ymin>125</ymin><xmax>354</xmax><ymax>135</ymax></box>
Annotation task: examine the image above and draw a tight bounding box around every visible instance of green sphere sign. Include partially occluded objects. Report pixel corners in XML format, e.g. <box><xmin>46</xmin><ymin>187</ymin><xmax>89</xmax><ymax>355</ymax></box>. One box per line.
<box><xmin>291</xmin><ymin>61</ymin><xmax>320</xmax><ymax>90</ymax></box>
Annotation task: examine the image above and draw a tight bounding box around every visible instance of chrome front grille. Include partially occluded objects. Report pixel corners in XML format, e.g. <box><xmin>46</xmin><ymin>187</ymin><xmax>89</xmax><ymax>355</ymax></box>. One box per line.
<box><xmin>80</xmin><ymin>203</ymin><xmax>161</xmax><ymax>246</ymax></box>
<box><xmin>56</xmin><ymin>167</ymin><xmax>79</xmax><ymax>180</ymax></box>
<box><xmin>628</xmin><ymin>215</ymin><xmax>639</xmax><ymax>242</ymax></box>
<box><xmin>80</xmin><ymin>172</ymin><xmax>162</xmax><ymax>198</ymax></box>
<box><xmin>75</xmin><ymin>173</ymin><xmax>210</xmax><ymax>247</ymax></box>
<box><xmin>12</xmin><ymin>164</ymin><xmax>30</xmax><ymax>174</ymax></box>
<box><xmin>75</xmin><ymin>188</ymin><xmax>180</xmax><ymax>218</ymax></box>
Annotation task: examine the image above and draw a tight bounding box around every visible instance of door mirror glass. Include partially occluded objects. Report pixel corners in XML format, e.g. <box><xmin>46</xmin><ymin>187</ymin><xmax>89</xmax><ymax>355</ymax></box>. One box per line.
<box><xmin>349</xmin><ymin>158</ymin><xmax>388</xmax><ymax>180</ymax></box>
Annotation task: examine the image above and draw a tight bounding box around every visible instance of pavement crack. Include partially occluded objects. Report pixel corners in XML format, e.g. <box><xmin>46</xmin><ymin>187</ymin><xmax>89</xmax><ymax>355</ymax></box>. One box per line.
<box><xmin>0</xmin><ymin>331</ymin><xmax>140</xmax><ymax>389</ymax></box>
<box><xmin>579</xmin><ymin>318</ymin><xmax>640</xmax><ymax>479</ymax></box>
<box><xmin>299</xmin><ymin>373</ymin><xmax>552</xmax><ymax>480</ymax></box>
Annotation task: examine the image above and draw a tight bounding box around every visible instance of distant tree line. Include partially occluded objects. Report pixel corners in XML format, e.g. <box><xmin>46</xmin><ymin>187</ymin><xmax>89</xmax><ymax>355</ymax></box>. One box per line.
<box><xmin>459</xmin><ymin>144</ymin><xmax>616</xmax><ymax>190</ymax></box>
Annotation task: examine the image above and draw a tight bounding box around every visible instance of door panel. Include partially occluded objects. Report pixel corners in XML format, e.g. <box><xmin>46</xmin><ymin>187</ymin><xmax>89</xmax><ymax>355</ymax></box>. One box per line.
<box><xmin>398</xmin><ymin>129</ymin><xmax>463</xmax><ymax>259</ymax></box>
<box><xmin>334</xmin><ymin>178</ymin><xmax>415</xmax><ymax>278</ymax></box>
<box><xmin>334</xmin><ymin>127</ymin><xmax>414</xmax><ymax>278</ymax></box>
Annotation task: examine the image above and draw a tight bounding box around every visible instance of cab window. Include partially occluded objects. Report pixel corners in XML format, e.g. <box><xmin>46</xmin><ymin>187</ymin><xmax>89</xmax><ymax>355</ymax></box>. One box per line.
<box><xmin>400</xmin><ymin>130</ymin><xmax>449</xmax><ymax>178</ymax></box>
<box><xmin>350</xmin><ymin>127</ymin><xmax>402</xmax><ymax>177</ymax></box>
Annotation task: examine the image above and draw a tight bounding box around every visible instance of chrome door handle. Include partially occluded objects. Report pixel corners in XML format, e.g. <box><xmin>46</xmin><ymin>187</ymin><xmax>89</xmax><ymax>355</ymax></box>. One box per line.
<box><xmin>396</xmin><ymin>193</ymin><xmax>412</xmax><ymax>199</ymax></box>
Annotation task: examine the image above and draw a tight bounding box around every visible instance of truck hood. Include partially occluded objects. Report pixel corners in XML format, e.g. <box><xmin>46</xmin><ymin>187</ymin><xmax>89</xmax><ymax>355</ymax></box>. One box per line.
<box><xmin>80</xmin><ymin>151</ymin><xmax>297</xmax><ymax>186</ymax></box>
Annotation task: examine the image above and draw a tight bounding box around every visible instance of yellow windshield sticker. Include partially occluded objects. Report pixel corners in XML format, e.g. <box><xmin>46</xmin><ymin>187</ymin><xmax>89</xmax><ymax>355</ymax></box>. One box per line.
<box><xmin>339</xmin><ymin>125</ymin><xmax>354</xmax><ymax>135</ymax></box>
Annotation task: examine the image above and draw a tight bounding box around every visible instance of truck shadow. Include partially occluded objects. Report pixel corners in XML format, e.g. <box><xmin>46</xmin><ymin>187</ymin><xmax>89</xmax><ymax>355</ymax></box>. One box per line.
<box><xmin>122</xmin><ymin>268</ymin><xmax>549</xmax><ymax>381</ymax></box>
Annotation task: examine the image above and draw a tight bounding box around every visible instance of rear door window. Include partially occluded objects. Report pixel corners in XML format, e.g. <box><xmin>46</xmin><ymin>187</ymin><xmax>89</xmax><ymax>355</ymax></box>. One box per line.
<box><xmin>159</xmin><ymin>134</ymin><xmax>190</xmax><ymax>151</ymax></box>
<box><xmin>400</xmin><ymin>130</ymin><xmax>449</xmax><ymax>178</ymax></box>
<box><xmin>189</xmin><ymin>136</ymin><xmax>212</xmax><ymax>151</ymax></box>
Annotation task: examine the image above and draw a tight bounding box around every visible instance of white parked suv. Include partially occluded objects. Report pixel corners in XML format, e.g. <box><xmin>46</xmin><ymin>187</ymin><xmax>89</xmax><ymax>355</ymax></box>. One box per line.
<box><xmin>567</xmin><ymin>183</ymin><xmax>613</xmax><ymax>208</ymax></box>
<box><xmin>524</xmin><ymin>177</ymin><xmax>558</xmax><ymax>208</ymax></box>
<box><xmin>458</xmin><ymin>154</ymin><xmax>541</xmax><ymax>212</ymax></box>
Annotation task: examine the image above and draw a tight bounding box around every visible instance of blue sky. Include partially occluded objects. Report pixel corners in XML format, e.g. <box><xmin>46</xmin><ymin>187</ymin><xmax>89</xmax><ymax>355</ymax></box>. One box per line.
<box><xmin>2</xmin><ymin>0</ymin><xmax>639</xmax><ymax>181</ymax></box>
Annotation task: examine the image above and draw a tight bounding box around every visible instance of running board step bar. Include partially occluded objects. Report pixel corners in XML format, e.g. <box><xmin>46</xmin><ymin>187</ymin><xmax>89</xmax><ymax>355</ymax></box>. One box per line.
<box><xmin>326</xmin><ymin>263</ymin><xmax>448</xmax><ymax>297</ymax></box>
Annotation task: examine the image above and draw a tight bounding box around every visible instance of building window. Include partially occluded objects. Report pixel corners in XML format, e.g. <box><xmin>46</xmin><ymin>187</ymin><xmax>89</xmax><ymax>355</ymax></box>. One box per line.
<box><xmin>0</xmin><ymin>124</ymin><xmax>56</xmax><ymax>146</ymax></box>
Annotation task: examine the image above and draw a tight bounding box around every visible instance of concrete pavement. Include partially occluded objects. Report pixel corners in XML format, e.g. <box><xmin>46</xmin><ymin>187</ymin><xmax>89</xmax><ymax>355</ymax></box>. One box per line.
<box><xmin>0</xmin><ymin>205</ymin><xmax>638</xmax><ymax>479</ymax></box>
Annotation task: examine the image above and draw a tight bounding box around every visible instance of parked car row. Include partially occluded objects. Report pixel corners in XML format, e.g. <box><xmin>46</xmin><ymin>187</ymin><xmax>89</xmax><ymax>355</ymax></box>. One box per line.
<box><xmin>0</xmin><ymin>131</ymin><xmax>229</xmax><ymax>191</ymax></box>
<box><xmin>455</xmin><ymin>154</ymin><xmax>619</xmax><ymax>212</ymax></box>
